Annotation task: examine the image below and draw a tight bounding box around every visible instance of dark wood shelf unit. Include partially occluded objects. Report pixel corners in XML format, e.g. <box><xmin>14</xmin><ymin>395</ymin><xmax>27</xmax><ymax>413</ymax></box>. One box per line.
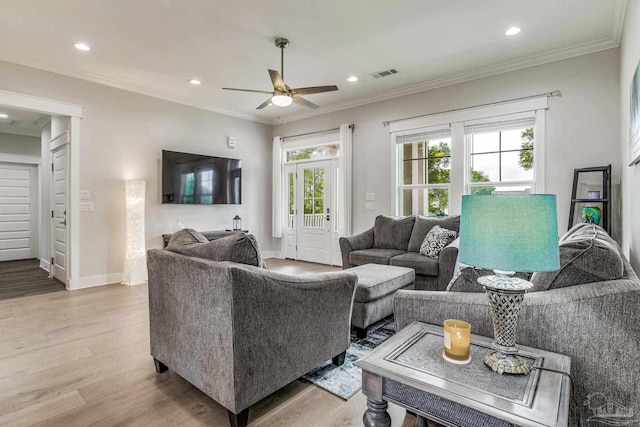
<box><xmin>568</xmin><ymin>165</ymin><xmax>611</xmax><ymax>234</ymax></box>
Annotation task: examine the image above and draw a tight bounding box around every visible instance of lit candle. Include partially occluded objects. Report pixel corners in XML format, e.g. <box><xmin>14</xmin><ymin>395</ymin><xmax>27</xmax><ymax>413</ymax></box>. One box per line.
<box><xmin>443</xmin><ymin>319</ymin><xmax>471</xmax><ymax>363</ymax></box>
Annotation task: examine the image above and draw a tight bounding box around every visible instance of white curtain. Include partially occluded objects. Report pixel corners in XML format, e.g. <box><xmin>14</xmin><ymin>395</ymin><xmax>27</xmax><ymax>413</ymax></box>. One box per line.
<box><xmin>338</xmin><ymin>124</ymin><xmax>353</xmax><ymax>236</ymax></box>
<box><xmin>272</xmin><ymin>136</ymin><xmax>283</xmax><ymax>238</ymax></box>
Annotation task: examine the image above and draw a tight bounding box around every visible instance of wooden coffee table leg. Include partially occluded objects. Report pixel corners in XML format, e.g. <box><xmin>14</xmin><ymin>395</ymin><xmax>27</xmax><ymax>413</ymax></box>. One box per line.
<box><xmin>363</xmin><ymin>398</ymin><xmax>391</xmax><ymax>427</ymax></box>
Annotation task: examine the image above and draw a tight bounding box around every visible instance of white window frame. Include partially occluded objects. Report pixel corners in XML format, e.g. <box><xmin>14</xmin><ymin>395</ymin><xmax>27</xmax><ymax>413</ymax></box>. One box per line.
<box><xmin>390</xmin><ymin>97</ymin><xmax>547</xmax><ymax>215</ymax></box>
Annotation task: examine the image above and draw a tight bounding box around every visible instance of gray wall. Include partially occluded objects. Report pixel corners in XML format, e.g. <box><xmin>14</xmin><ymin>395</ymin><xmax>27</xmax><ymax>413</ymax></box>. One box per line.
<box><xmin>0</xmin><ymin>59</ymin><xmax>273</xmax><ymax>284</ymax></box>
<box><xmin>274</xmin><ymin>48</ymin><xmax>621</xmax><ymax>242</ymax></box>
<box><xmin>620</xmin><ymin>0</ymin><xmax>640</xmax><ymax>273</ymax></box>
<box><xmin>0</xmin><ymin>132</ymin><xmax>40</xmax><ymax>156</ymax></box>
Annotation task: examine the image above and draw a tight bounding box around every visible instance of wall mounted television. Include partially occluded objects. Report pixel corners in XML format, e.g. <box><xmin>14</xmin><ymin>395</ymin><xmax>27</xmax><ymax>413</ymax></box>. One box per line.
<box><xmin>162</xmin><ymin>150</ymin><xmax>241</xmax><ymax>205</ymax></box>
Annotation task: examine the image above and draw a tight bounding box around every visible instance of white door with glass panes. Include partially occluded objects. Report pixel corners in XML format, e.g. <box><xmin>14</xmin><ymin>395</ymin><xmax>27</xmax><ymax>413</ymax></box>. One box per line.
<box><xmin>284</xmin><ymin>159</ymin><xmax>337</xmax><ymax>265</ymax></box>
<box><xmin>296</xmin><ymin>160</ymin><xmax>333</xmax><ymax>264</ymax></box>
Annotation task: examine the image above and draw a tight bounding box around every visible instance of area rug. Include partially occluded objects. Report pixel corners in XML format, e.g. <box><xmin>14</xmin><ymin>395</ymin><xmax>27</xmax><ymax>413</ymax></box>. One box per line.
<box><xmin>302</xmin><ymin>316</ymin><xmax>396</xmax><ymax>399</ymax></box>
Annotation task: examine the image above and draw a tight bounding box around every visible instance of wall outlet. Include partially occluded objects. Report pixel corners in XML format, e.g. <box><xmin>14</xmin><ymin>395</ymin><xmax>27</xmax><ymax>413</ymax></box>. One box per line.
<box><xmin>365</xmin><ymin>202</ymin><xmax>375</xmax><ymax>211</ymax></box>
<box><xmin>80</xmin><ymin>202</ymin><xmax>94</xmax><ymax>212</ymax></box>
<box><xmin>79</xmin><ymin>190</ymin><xmax>91</xmax><ymax>201</ymax></box>
<box><xmin>365</xmin><ymin>192</ymin><xmax>375</xmax><ymax>201</ymax></box>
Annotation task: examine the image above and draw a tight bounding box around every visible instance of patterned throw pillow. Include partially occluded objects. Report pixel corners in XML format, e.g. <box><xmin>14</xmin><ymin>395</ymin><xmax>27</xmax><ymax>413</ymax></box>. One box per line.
<box><xmin>419</xmin><ymin>226</ymin><xmax>457</xmax><ymax>258</ymax></box>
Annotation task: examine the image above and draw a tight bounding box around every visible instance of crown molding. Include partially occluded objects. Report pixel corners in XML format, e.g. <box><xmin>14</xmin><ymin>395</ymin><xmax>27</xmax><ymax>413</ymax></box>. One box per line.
<box><xmin>272</xmin><ymin>38</ymin><xmax>619</xmax><ymax>125</ymax></box>
<box><xmin>2</xmin><ymin>58</ymin><xmax>272</xmax><ymax>125</ymax></box>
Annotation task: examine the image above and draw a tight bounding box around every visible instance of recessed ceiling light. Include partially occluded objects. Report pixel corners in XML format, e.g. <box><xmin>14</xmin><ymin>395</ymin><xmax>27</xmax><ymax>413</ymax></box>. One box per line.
<box><xmin>347</xmin><ymin>76</ymin><xmax>358</xmax><ymax>82</ymax></box>
<box><xmin>74</xmin><ymin>42</ymin><xmax>91</xmax><ymax>51</ymax></box>
<box><xmin>505</xmin><ymin>27</ymin><xmax>521</xmax><ymax>36</ymax></box>
<box><xmin>0</xmin><ymin>113</ymin><xmax>8</xmax><ymax>118</ymax></box>
<box><xmin>189</xmin><ymin>79</ymin><xmax>202</xmax><ymax>85</ymax></box>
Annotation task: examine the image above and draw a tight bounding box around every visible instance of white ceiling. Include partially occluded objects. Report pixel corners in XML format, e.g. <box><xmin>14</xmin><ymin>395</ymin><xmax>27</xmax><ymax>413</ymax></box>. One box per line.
<box><xmin>0</xmin><ymin>0</ymin><xmax>627</xmax><ymax>125</ymax></box>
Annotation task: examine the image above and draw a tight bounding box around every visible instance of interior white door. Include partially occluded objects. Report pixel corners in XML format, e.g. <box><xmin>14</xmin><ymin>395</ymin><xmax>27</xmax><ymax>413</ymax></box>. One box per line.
<box><xmin>296</xmin><ymin>160</ymin><xmax>332</xmax><ymax>264</ymax></box>
<box><xmin>0</xmin><ymin>163</ymin><xmax>37</xmax><ymax>261</ymax></box>
<box><xmin>51</xmin><ymin>144</ymin><xmax>68</xmax><ymax>284</ymax></box>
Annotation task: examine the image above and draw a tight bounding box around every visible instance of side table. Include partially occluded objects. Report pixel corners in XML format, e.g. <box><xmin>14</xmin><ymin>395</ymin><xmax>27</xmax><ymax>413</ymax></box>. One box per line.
<box><xmin>355</xmin><ymin>322</ymin><xmax>571</xmax><ymax>427</ymax></box>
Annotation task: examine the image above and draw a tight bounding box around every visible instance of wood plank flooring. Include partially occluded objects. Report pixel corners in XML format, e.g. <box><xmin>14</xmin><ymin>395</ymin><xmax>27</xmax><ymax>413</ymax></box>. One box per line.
<box><xmin>0</xmin><ymin>258</ymin><xmax>419</xmax><ymax>427</ymax></box>
<box><xmin>0</xmin><ymin>259</ymin><xmax>65</xmax><ymax>301</ymax></box>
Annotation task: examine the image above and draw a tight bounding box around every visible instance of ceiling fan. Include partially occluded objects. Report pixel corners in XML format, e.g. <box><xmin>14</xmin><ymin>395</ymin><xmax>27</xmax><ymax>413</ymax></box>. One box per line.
<box><xmin>222</xmin><ymin>38</ymin><xmax>338</xmax><ymax>110</ymax></box>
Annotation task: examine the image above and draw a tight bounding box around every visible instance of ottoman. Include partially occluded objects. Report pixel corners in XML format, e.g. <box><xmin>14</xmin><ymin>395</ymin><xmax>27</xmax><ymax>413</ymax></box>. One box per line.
<box><xmin>350</xmin><ymin>264</ymin><xmax>415</xmax><ymax>338</ymax></box>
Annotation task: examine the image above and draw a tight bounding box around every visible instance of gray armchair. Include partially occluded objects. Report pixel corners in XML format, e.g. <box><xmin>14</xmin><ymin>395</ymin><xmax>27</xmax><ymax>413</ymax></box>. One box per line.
<box><xmin>147</xmin><ymin>249</ymin><xmax>357</xmax><ymax>427</ymax></box>
<box><xmin>393</xmin><ymin>258</ymin><xmax>640</xmax><ymax>424</ymax></box>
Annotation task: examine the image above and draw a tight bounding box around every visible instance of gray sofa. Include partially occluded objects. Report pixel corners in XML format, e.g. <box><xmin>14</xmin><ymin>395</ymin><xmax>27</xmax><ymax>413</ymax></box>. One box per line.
<box><xmin>340</xmin><ymin>215</ymin><xmax>460</xmax><ymax>291</ymax></box>
<box><xmin>147</xmin><ymin>231</ymin><xmax>358</xmax><ymax>427</ymax></box>
<box><xmin>394</xmin><ymin>224</ymin><xmax>640</xmax><ymax>424</ymax></box>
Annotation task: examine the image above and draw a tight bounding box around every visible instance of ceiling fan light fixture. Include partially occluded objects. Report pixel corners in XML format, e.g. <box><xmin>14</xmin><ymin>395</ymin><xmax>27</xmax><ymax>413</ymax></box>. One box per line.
<box><xmin>272</xmin><ymin>94</ymin><xmax>292</xmax><ymax>107</ymax></box>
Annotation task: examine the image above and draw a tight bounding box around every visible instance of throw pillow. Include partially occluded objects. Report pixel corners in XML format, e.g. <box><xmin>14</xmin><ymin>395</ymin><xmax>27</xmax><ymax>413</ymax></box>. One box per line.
<box><xmin>531</xmin><ymin>224</ymin><xmax>623</xmax><ymax>290</ymax></box>
<box><xmin>166</xmin><ymin>228</ymin><xmax>208</xmax><ymax>252</ymax></box>
<box><xmin>408</xmin><ymin>215</ymin><xmax>460</xmax><ymax>253</ymax></box>
<box><xmin>419</xmin><ymin>226</ymin><xmax>457</xmax><ymax>258</ymax></box>
<box><xmin>168</xmin><ymin>232</ymin><xmax>263</xmax><ymax>267</ymax></box>
<box><xmin>373</xmin><ymin>215</ymin><xmax>415</xmax><ymax>250</ymax></box>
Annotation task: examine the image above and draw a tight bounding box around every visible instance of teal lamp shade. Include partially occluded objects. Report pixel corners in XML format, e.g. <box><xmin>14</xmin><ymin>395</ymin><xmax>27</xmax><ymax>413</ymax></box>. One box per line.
<box><xmin>459</xmin><ymin>195</ymin><xmax>560</xmax><ymax>272</ymax></box>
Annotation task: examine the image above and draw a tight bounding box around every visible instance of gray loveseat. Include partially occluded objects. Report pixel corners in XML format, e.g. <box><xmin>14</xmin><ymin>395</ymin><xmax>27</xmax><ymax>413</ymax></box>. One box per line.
<box><xmin>394</xmin><ymin>224</ymin><xmax>640</xmax><ymax>424</ymax></box>
<box><xmin>340</xmin><ymin>215</ymin><xmax>460</xmax><ymax>291</ymax></box>
<box><xmin>147</xmin><ymin>231</ymin><xmax>358</xmax><ymax>427</ymax></box>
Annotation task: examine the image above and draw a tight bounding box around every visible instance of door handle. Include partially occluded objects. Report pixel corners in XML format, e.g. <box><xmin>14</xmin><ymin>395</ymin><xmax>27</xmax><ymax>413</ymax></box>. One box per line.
<box><xmin>60</xmin><ymin>219</ymin><xmax>67</xmax><ymax>226</ymax></box>
<box><xmin>326</xmin><ymin>215</ymin><xmax>330</xmax><ymax>221</ymax></box>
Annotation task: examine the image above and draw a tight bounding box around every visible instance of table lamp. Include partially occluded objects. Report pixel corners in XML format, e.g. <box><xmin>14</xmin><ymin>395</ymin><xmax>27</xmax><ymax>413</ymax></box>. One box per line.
<box><xmin>458</xmin><ymin>194</ymin><xmax>559</xmax><ymax>374</ymax></box>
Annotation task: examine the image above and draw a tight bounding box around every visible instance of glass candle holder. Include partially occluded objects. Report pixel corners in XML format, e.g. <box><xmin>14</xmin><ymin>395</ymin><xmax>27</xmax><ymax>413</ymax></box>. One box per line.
<box><xmin>443</xmin><ymin>319</ymin><xmax>471</xmax><ymax>364</ymax></box>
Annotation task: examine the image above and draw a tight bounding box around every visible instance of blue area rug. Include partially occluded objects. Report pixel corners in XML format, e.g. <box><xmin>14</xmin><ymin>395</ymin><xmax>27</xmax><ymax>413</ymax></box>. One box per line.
<box><xmin>302</xmin><ymin>316</ymin><xmax>396</xmax><ymax>399</ymax></box>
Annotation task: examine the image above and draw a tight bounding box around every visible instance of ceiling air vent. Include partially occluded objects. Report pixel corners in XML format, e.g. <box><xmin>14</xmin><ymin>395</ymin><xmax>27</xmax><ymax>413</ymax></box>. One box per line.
<box><xmin>0</xmin><ymin>118</ymin><xmax>15</xmax><ymax>125</ymax></box>
<box><xmin>370</xmin><ymin>69</ymin><xmax>398</xmax><ymax>79</ymax></box>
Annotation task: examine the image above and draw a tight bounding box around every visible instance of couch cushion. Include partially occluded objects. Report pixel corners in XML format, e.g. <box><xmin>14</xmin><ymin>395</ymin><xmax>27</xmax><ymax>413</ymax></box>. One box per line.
<box><xmin>390</xmin><ymin>252</ymin><xmax>439</xmax><ymax>276</ymax></box>
<box><xmin>419</xmin><ymin>225</ymin><xmax>457</xmax><ymax>258</ymax></box>
<box><xmin>531</xmin><ymin>224</ymin><xmax>623</xmax><ymax>290</ymax></box>
<box><xmin>166</xmin><ymin>228</ymin><xmax>208</xmax><ymax>252</ymax></box>
<box><xmin>350</xmin><ymin>248</ymin><xmax>407</xmax><ymax>266</ymax></box>
<box><xmin>407</xmin><ymin>215</ymin><xmax>460</xmax><ymax>253</ymax></box>
<box><xmin>349</xmin><ymin>264</ymin><xmax>415</xmax><ymax>302</ymax></box>
<box><xmin>168</xmin><ymin>232</ymin><xmax>263</xmax><ymax>267</ymax></box>
<box><xmin>373</xmin><ymin>215</ymin><xmax>415</xmax><ymax>250</ymax></box>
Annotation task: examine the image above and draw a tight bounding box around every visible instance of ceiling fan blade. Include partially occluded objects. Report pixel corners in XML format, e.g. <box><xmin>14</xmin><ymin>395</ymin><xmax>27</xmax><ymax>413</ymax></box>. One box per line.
<box><xmin>292</xmin><ymin>95</ymin><xmax>319</xmax><ymax>109</ymax></box>
<box><xmin>256</xmin><ymin>98</ymin><xmax>273</xmax><ymax>110</ymax></box>
<box><xmin>268</xmin><ymin>69</ymin><xmax>287</xmax><ymax>92</ymax></box>
<box><xmin>292</xmin><ymin>85</ymin><xmax>339</xmax><ymax>95</ymax></box>
<box><xmin>222</xmin><ymin>88</ymin><xmax>273</xmax><ymax>94</ymax></box>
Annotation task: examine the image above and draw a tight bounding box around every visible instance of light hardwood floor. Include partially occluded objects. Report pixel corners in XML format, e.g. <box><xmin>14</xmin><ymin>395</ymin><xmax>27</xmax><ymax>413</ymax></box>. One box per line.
<box><xmin>0</xmin><ymin>258</ymin><xmax>418</xmax><ymax>427</ymax></box>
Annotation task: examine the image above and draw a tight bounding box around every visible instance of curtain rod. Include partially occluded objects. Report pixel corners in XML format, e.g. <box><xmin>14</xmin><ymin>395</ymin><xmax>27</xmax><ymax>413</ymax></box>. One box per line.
<box><xmin>281</xmin><ymin>124</ymin><xmax>353</xmax><ymax>140</ymax></box>
<box><xmin>382</xmin><ymin>90</ymin><xmax>561</xmax><ymax>127</ymax></box>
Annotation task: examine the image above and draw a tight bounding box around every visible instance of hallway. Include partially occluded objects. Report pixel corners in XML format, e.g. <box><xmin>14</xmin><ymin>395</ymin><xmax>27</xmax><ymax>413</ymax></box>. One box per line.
<box><xmin>0</xmin><ymin>259</ymin><xmax>65</xmax><ymax>300</ymax></box>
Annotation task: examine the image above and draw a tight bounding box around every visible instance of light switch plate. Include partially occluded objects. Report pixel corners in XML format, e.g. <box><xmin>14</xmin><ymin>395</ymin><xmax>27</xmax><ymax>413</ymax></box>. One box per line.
<box><xmin>365</xmin><ymin>192</ymin><xmax>375</xmax><ymax>201</ymax></box>
<box><xmin>80</xmin><ymin>202</ymin><xmax>94</xmax><ymax>212</ymax></box>
<box><xmin>365</xmin><ymin>202</ymin><xmax>375</xmax><ymax>211</ymax></box>
<box><xmin>79</xmin><ymin>190</ymin><xmax>91</xmax><ymax>201</ymax></box>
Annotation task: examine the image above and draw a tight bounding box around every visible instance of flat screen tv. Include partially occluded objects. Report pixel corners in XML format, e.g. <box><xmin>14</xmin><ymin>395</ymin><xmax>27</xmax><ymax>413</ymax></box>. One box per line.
<box><xmin>162</xmin><ymin>150</ymin><xmax>241</xmax><ymax>205</ymax></box>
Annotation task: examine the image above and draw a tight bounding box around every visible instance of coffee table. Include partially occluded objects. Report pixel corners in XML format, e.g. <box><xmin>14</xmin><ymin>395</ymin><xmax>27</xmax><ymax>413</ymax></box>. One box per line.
<box><xmin>355</xmin><ymin>322</ymin><xmax>571</xmax><ymax>427</ymax></box>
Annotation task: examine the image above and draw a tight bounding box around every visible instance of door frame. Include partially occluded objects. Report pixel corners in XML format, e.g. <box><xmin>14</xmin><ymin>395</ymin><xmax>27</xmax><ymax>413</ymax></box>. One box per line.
<box><xmin>0</xmin><ymin>90</ymin><xmax>82</xmax><ymax>289</ymax></box>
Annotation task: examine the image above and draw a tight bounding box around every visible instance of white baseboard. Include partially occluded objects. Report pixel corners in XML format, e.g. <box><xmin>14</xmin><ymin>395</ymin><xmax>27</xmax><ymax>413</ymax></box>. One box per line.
<box><xmin>262</xmin><ymin>251</ymin><xmax>282</xmax><ymax>259</ymax></box>
<box><xmin>39</xmin><ymin>258</ymin><xmax>51</xmax><ymax>272</ymax></box>
<box><xmin>68</xmin><ymin>272</ymin><xmax>124</xmax><ymax>290</ymax></box>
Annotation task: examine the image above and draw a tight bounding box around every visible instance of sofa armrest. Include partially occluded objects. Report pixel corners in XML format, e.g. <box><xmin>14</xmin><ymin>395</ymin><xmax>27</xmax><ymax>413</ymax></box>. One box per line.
<box><xmin>394</xmin><ymin>274</ymin><xmax>640</xmax><ymax>421</ymax></box>
<box><xmin>339</xmin><ymin>227</ymin><xmax>374</xmax><ymax>268</ymax></box>
<box><xmin>228</xmin><ymin>265</ymin><xmax>357</xmax><ymax>410</ymax></box>
<box><xmin>436</xmin><ymin>237</ymin><xmax>459</xmax><ymax>291</ymax></box>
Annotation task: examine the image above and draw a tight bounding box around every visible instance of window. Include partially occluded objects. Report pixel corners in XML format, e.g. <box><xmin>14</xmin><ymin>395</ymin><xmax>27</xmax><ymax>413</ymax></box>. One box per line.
<box><xmin>303</xmin><ymin>167</ymin><xmax>324</xmax><ymax>228</ymax></box>
<box><xmin>287</xmin><ymin>143</ymin><xmax>339</xmax><ymax>162</ymax></box>
<box><xmin>391</xmin><ymin>96</ymin><xmax>547</xmax><ymax>216</ymax></box>
<box><xmin>466</xmin><ymin>122</ymin><xmax>535</xmax><ymax>195</ymax></box>
<box><xmin>398</xmin><ymin>132</ymin><xmax>451</xmax><ymax>216</ymax></box>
